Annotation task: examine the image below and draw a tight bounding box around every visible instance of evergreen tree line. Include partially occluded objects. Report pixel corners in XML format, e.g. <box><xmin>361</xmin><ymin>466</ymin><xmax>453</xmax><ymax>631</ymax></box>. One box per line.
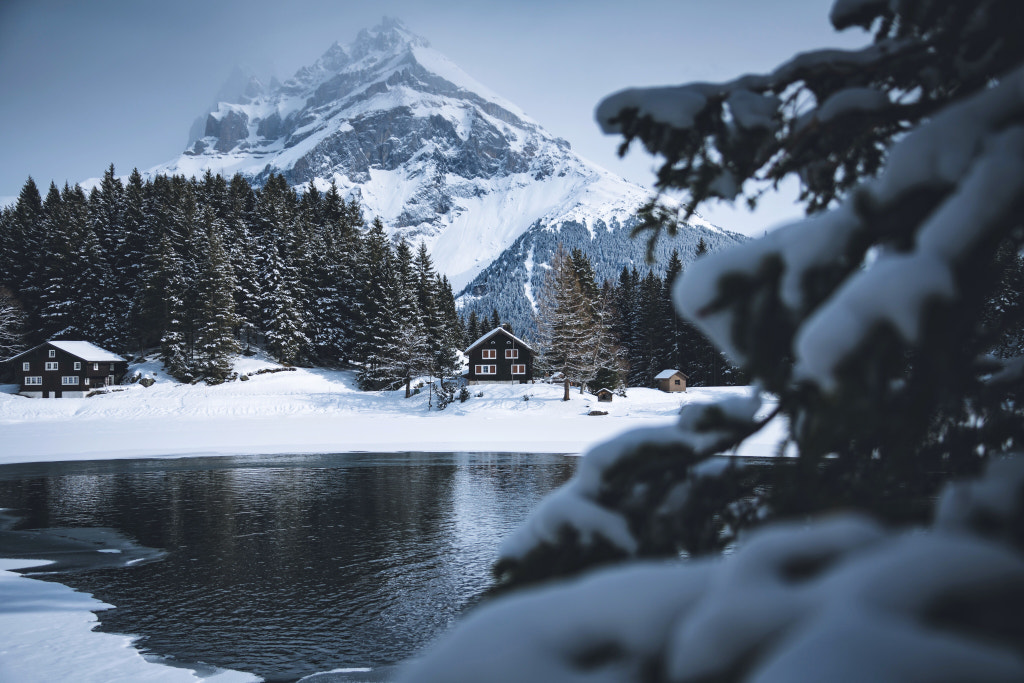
<box><xmin>534</xmin><ymin>240</ymin><xmax>743</xmax><ymax>392</ymax></box>
<box><xmin>609</xmin><ymin>240</ymin><xmax>744</xmax><ymax>388</ymax></box>
<box><xmin>0</xmin><ymin>166</ymin><xmax>464</xmax><ymax>388</ymax></box>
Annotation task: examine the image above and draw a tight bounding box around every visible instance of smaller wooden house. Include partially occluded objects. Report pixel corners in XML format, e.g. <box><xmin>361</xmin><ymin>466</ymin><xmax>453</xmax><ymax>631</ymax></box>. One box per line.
<box><xmin>465</xmin><ymin>327</ymin><xmax>535</xmax><ymax>384</ymax></box>
<box><xmin>655</xmin><ymin>369</ymin><xmax>688</xmax><ymax>393</ymax></box>
<box><xmin>9</xmin><ymin>341</ymin><xmax>128</xmax><ymax>398</ymax></box>
<box><xmin>595</xmin><ymin>387</ymin><xmax>614</xmax><ymax>403</ymax></box>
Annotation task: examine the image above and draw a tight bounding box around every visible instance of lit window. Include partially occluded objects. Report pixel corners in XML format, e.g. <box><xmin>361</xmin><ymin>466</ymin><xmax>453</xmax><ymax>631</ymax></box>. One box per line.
<box><xmin>475</xmin><ymin>365</ymin><xmax>496</xmax><ymax>375</ymax></box>
<box><xmin>74</xmin><ymin>362</ymin><xmax>81</xmax><ymax>370</ymax></box>
<box><xmin>61</xmin><ymin>376</ymin><xmax>80</xmax><ymax>386</ymax></box>
<box><xmin>22</xmin><ymin>362</ymin><xmax>29</xmax><ymax>371</ymax></box>
<box><xmin>24</xmin><ymin>376</ymin><xmax>42</xmax><ymax>385</ymax></box>
<box><xmin>505</xmin><ymin>349</ymin><xmax>518</xmax><ymax>359</ymax></box>
<box><xmin>482</xmin><ymin>349</ymin><xmax>496</xmax><ymax>359</ymax></box>
<box><xmin>511</xmin><ymin>364</ymin><xmax>525</xmax><ymax>375</ymax></box>
<box><xmin>45</xmin><ymin>361</ymin><xmax>58</xmax><ymax>371</ymax></box>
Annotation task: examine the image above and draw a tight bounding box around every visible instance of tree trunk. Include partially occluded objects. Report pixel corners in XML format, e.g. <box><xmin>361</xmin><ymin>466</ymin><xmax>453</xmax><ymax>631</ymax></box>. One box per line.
<box><xmin>563</xmin><ymin>376</ymin><xmax>570</xmax><ymax>401</ymax></box>
<box><xmin>405</xmin><ymin>376</ymin><xmax>411</xmax><ymax>398</ymax></box>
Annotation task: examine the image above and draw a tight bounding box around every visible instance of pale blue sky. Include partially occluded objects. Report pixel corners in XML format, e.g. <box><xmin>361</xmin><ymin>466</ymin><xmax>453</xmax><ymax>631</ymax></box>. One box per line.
<box><xmin>0</xmin><ymin>0</ymin><xmax>866</xmax><ymax>234</ymax></box>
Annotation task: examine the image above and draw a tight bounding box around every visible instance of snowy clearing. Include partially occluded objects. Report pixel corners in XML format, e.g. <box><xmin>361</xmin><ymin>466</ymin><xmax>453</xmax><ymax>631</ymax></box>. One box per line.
<box><xmin>0</xmin><ymin>355</ymin><xmax>784</xmax><ymax>466</ymax></box>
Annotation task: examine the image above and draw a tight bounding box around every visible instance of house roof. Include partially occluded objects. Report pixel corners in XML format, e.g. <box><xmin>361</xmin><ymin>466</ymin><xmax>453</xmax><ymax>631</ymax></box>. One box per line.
<box><xmin>7</xmin><ymin>341</ymin><xmax>126</xmax><ymax>363</ymax></box>
<box><xmin>466</xmin><ymin>326</ymin><xmax>535</xmax><ymax>353</ymax></box>
<box><xmin>655</xmin><ymin>369</ymin><xmax>689</xmax><ymax>380</ymax></box>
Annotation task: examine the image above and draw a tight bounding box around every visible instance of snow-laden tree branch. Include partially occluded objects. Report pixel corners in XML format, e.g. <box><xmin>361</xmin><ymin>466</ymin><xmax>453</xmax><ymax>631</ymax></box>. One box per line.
<box><xmin>399</xmin><ymin>1</ymin><xmax>1024</xmax><ymax>680</ymax></box>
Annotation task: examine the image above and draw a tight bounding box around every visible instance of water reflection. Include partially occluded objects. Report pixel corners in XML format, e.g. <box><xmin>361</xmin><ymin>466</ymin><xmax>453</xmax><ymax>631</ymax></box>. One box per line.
<box><xmin>0</xmin><ymin>452</ymin><xmax>575</xmax><ymax>682</ymax></box>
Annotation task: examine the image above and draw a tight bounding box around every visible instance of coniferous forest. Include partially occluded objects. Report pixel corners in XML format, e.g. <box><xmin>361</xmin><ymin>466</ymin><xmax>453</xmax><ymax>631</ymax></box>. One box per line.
<box><xmin>0</xmin><ymin>164</ymin><xmax>743</xmax><ymax>390</ymax></box>
<box><xmin>0</xmin><ymin>166</ymin><xmax>464</xmax><ymax>390</ymax></box>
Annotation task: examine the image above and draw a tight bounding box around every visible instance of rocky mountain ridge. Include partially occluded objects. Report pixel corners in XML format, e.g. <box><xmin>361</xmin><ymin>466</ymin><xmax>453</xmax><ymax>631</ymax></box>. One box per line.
<box><xmin>152</xmin><ymin>17</ymin><xmax>744</xmax><ymax>317</ymax></box>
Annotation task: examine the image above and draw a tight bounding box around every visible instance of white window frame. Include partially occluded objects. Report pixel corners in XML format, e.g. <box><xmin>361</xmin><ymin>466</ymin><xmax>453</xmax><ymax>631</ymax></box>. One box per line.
<box><xmin>505</xmin><ymin>349</ymin><xmax>518</xmax><ymax>359</ymax></box>
<box><xmin>45</xmin><ymin>361</ymin><xmax>58</xmax><ymax>371</ymax></box>
<box><xmin>61</xmin><ymin>376</ymin><xmax>80</xmax><ymax>386</ymax></box>
<box><xmin>74</xmin><ymin>361</ymin><xmax>82</xmax><ymax>370</ymax></box>
<box><xmin>84</xmin><ymin>378</ymin><xmax>90</xmax><ymax>386</ymax></box>
<box><xmin>24</xmin><ymin>376</ymin><xmax>42</xmax><ymax>386</ymax></box>
<box><xmin>109</xmin><ymin>363</ymin><xmax>115</xmax><ymax>371</ymax></box>
<box><xmin>482</xmin><ymin>349</ymin><xmax>496</xmax><ymax>359</ymax></box>
<box><xmin>475</xmin><ymin>364</ymin><xmax>496</xmax><ymax>375</ymax></box>
<box><xmin>93</xmin><ymin>363</ymin><xmax>99</xmax><ymax>371</ymax></box>
<box><xmin>48</xmin><ymin>349</ymin><xmax>55</xmax><ymax>358</ymax></box>
<box><xmin>511</xmin><ymin>364</ymin><xmax>526</xmax><ymax>375</ymax></box>
<box><xmin>22</xmin><ymin>362</ymin><xmax>30</xmax><ymax>371</ymax></box>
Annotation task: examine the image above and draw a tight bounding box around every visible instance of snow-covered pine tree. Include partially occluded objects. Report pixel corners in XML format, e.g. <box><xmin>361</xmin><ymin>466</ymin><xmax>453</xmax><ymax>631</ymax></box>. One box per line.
<box><xmin>0</xmin><ymin>286</ymin><xmax>25</xmax><ymax>358</ymax></box>
<box><xmin>192</xmin><ymin>209</ymin><xmax>240</xmax><ymax>381</ymax></box>
<box><xmin>355</xmin><ymin>218</ymin><xmax>405</xmax><ymax>389</ymax></box>
<box><xmin>5</xmin><ymin>178</ymin><xmax>45</xmax><ymax>340</ymax></box>
<box><xmin>434</xmin><ymin>275</ymin><xmax>464</xmax><ymax>377</ymax></box>
<box><xmin>254</xmin><ymin>175</ymin><xmax>308</xmax><ymax>365</ymax></box>
<box><xmin>401</xmin><ymin>2</ymin><xmax>1024</xmax><ymax>679</ymax></box>
<box><xmin>492</xmin><ymin>0</ymin><xmax>1024</xmax><ymax>612</ymax></box>
<box><xmin>119</xmin><ymin>169</ymin><xmax>149</xmax><ymax>349</ymax></box>
<box><xmin>226</xmin><ymin>174</ymin><xmax>262</xmax><ymax>352</ymax></box>
<box><xmin>36</xmin><ymin>183</ymin><xmax>76</xmax><ymax>340</ymax></box>
<box><xmin>88</xmin><ymin>164</ymin><xmax>124</xmax><ymax>260</ymax></box>
<box><xmin>466</xmin><ymin>310</ymin><xmax>480</xmax><ymax>345</ymax></box>
<box><xmin>536</xmin><ymin>245</ymin><xmax>608</xmax><ymax>396</ymax></box>
<box><xmin>613</xmin><ymin>265</ymin><xmax>641</xmax><ymax>385</ymax></box>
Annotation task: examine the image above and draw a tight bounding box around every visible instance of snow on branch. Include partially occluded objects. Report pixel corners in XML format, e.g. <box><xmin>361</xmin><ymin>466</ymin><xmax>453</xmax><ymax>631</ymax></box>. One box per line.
<box><xmin>496</xmin><ymin>394</ymin><xmax>762</xmax><ymax>569</ymax></box>
<box><xmin>400</xmin><ymin>458</ymin><xmax>1024</xmax><ymax>683</ymax></box>
<box><xmin>674</xmin><ymin>66</ymin><xmax>1024</xmax><ymax>393</ymax></box>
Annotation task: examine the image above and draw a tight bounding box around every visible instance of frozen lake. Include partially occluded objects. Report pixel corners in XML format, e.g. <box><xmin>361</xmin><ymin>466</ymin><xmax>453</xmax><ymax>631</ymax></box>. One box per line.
<box><xmin>0</xmin><ymin>452</ymin><xmax>576</xmax><ymax>682</ymax></box>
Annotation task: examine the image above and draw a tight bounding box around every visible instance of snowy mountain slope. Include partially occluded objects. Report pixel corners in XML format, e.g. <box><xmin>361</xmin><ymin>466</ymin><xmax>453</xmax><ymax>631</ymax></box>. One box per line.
<box><xmin>459</xmin><ymin>214</ymin><xmax>747</xmax><ymax>338</ymax></box>
<box><xmin>150</xmin><ymin>18</ymin><xmax>731</xmax><ymax>293</ymax></box>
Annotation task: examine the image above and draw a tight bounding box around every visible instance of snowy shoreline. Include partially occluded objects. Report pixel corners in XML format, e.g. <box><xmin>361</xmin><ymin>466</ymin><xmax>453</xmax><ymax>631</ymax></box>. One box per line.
<box><xmin>0</xmin><ymin>358</ymin><xmax>784</xmax><ymax>466</ymax></box>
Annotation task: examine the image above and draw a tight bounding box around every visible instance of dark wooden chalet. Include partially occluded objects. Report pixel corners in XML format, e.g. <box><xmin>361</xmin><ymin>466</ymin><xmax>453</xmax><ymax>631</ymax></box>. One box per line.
<box><xmin>9</xmin><ymin>341</ymin><xmax>128</xmax><ymax>398</ymax></box>
<box><xmin>465</xmin><ymin>327</ymin><xmax>534</xmax><ymax>384</ymax></box>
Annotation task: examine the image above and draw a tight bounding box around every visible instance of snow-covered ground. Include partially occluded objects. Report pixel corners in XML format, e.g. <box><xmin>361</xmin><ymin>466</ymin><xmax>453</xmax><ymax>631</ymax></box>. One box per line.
<box><xmin>0</xmin><ymin>354</ymin><xmax>785</xmax><ymax>682</ymax></box>
<box><xmin>0</xmin><ymin>355</ymin><xmax>785</xmax><ymax>466</ymax></box>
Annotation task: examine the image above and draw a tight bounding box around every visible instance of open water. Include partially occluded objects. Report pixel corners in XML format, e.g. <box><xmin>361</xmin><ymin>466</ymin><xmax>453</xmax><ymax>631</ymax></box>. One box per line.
<box><xmin>0</xmin><ymin>452</ymin><xmax>576</xmax><ymax>682</ymax></box>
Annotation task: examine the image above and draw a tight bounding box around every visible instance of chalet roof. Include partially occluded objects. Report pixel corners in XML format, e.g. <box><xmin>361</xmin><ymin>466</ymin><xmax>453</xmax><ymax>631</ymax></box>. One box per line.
<box><xmin>465</xmin><ymin>326</ymin><xmax>535</xmax><ymax>353</ymax></box>
<box><xmin>655</xmin><ymin>369</ymin><xmax>689</xmax><ymax>380</ymax></box>
<box><xmin>7</xmin><ymin>341</ymin><xmax>126</xmax><ymax>363</ymax></box>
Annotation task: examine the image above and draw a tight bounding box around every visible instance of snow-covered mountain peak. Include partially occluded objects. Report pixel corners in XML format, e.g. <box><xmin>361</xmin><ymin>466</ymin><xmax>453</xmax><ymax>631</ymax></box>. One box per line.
<box><xmin>150</xmin><ymin>19</ymin><xmax>739</xmax><ymax>300</ymax></box>
<box><xmin>351</xmin><ymin>16</ymin><xmax>430</xmax><ymax>59</ymax></box>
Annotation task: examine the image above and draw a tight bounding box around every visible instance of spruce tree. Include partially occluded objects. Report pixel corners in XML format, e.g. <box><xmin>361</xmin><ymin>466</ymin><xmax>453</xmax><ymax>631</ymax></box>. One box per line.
<box><xmin>192</xmin><ymin>211</ymin><xmax>240</xmax><ymax>381</ymax></box>
<box><xmin>466</xmin><ymin>310</ymin><xmax>480</xmax><ymax>344</ymax></box>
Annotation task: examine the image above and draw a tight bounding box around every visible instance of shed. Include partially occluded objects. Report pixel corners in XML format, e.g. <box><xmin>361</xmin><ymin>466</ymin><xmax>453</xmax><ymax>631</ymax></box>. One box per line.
<box><xmin>465</xmin><ymin>326</ymin><xmax>535</xmax><ymax>384</ymax></box>
<box><xmin>595</xmin><ymin>387</ymin><xmax>614</xmax><ymax>403</ymax></box>
<box><xmin>7</xmin><ymin>341</ymin><xmax>128</xmax><ymax>398</ymax></box>
<box><xmin>655</xmin><ymin>369</ymin><xmax>688</xmax><ymax>393</ymax></box>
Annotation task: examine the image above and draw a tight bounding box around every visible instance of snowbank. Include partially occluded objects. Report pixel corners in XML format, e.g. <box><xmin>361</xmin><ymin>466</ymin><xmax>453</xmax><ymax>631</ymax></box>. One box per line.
<box><xmin>0</xmin><ymin>356</ymin><xmax>783</xmax><ymax>466</ymax></box>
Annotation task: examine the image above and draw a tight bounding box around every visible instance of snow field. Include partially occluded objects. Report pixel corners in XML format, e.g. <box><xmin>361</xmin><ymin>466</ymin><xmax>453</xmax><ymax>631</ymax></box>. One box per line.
<box><xmin>0</xmin><ymin>355</ymin><xmax>781</xmax><ymax>465</ymax></box>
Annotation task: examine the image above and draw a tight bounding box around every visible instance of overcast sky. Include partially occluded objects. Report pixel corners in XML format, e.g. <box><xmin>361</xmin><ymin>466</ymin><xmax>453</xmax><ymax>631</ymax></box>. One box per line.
<box><xmin>0</xmin><ymin>0</ymin><xmax>866</xmax><ymax>235</ymax></box>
